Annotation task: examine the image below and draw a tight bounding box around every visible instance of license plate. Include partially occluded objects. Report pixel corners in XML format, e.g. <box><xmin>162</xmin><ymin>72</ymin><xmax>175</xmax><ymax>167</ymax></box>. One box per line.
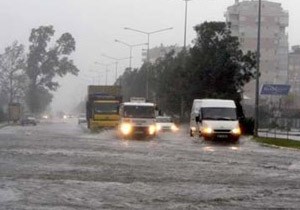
<box><xmin>217</xmin><ymin>134</ymin><xmax>228</xmax><ymax>138</ymax></box>
<box><xmin>135</xmin><ymin>131</ymin><xmax>144</xmax><ymax>134</ymax></box>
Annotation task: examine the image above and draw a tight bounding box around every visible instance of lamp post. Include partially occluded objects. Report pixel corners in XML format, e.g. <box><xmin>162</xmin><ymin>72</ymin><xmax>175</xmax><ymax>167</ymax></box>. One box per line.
<box><xmin>124</xmin><ymin>26</ymin><xmax>173</xmax><ymax>99</ymax></box>
<box><xmin>254</xmin><ymin>0</ymin><xmax>262</xmax><ymax>137</ymax></box>
<box><xmin>115</xmin><ymin>39</ymin><xmax>148</xmax><ymax>70</ymax></box>
<box><xmin>94</xmin><ymin>62</ymin><xmax>114</xmax><ymax>85</ymax></box>
<box><xmin>101</xmin><ymin>54</ymin><xmax>130</xmax><ymax>84</ymax></box>
<box><xmin>183</xmin><ymin>0</ymin><xmax>192</xmax><ymax>50</ymax></box>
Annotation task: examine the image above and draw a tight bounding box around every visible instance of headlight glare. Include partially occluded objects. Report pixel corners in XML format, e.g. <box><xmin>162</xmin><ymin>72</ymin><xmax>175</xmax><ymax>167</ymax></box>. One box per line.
<box><xmin>149</xmin><ymin>125</ymin><xmax>156</xmax><ymax>135</ymax></box>
<box><xmin>171</xmin><ymin>124</ymin><xmax>178</xmax><ymax>131</ymax></box>
<box><xmin>202</xmin><ymin>127</ymin><xmax>213</xmax><ymax>134</ymax></box>
<box><xmin>120</xmin><ymin>123</ymin><xmax>132</xmax><ymax>135</ymax></box>
<box><xmin>231</xmin><ymin>127</ymin><xmax>241</xmax><ymax>135</ymax></box>
<box><xmin>156</xmin><ymin>124</ymin><xmax>162</xmax><ymax>131</ymax></box>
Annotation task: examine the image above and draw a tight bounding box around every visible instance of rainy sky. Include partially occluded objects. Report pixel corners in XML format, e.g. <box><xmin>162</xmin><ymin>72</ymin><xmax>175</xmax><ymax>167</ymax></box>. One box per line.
<box><xmin>0</xmin><ymin>0</ymin><xmax>299</xmax><ymax>113</ymax></box>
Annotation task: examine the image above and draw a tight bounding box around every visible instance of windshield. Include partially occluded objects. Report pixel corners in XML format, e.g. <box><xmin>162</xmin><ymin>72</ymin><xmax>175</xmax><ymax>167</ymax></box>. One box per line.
<box><xmin>94</xmin><ymin>102</ymin><xmax>119</xmax><ymax>114</ymax></box>
<box><xmin>123</xmin><ymin>105</ymin><xmax>155</xmax><ymax>118</ymax></box>
<box><xmin>156</xmin><ymin>117</ymin><xmax>172</xmax><ymax>123</ymax></box>
<box><xmin>201</xmin><ymin>107</ymin><xmax>237</xmax><ymax>120</ymax></box>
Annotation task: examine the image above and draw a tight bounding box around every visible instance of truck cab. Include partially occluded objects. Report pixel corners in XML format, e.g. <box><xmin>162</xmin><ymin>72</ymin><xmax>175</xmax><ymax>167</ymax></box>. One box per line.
<box><xmin>118</xmin><ymin>97</ymin><xmax>157</xmax><ymax>138</ymax></box>
<box><xmin>86</xmin><ymin>86</ymin><xmax>122</xmax><ymax>130</ymax></box>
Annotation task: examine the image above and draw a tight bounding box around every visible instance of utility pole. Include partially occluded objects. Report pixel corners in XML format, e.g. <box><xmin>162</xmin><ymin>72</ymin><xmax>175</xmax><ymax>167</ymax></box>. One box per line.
<box><xmin>254</xmin><ymin>0</ymin><xmax>262</xmax><ymax>137</ymax></box>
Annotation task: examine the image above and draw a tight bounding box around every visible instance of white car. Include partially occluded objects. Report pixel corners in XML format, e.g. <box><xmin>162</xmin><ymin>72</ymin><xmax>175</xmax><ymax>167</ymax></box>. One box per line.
<box><xmin>156</xmin><ymin>116</ymin><xmax>178</xmax><ymax>132</ymax></box>
<box><xmin>78</xmin><ymin>113</ymin><xmax>87</xmax><ymax>124</ymax></box>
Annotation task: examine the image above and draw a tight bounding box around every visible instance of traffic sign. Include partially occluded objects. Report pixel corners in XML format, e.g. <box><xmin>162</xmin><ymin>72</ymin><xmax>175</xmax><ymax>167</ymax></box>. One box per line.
<box><xmin>260</xmin><ymin>84</ymin><xmax>290</xmax><ymax>95</ymax></box>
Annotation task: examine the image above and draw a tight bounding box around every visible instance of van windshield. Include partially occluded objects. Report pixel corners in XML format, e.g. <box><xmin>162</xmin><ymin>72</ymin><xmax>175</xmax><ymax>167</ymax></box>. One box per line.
<box><xmin>201</xmin><ymin>107</ymin><xmax>237</xmax><ymax>120</ymax></box>
<box><xmin>123</xmin><ymin>106</ymin><xmax>155</xmax><ymax>118</ymax></box>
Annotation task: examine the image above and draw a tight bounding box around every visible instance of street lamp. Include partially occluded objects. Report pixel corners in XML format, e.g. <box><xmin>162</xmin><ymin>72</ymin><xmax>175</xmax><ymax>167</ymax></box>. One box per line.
<box><xmin>254</xmin><ymin>0</ymin><xmax>262</xmax><ymax>137</ymax></box>
<box><xmin>183</xmin><ymin>0</ymin><xmax>192</xmax><ymax>50</ymax></box>
<box><xmin>101</xmin><ymin>54</ymin><xmax>130</xmax><ymax>84</ymax></box>
<box><xmin>124</xmin><ymin>26</ymin><xmax>173</xmax><ymax>99</ymax></box>
<box><xmin>124</xmin><ymin>27</ymin><xmax>173</xmax><ymax>63</ymax></box>
<box><xmin>115</xmin><ymin>39</ymin><xmax>148</xmax><ymax>70</ymax></box>
<box><xmin>94</xmin><ymin>62</ymin><xmax>114</xmax><ymax>85</ymax></box>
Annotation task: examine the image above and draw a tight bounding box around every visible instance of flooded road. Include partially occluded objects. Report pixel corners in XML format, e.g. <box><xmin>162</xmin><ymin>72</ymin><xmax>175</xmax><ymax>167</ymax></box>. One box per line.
<box><xmin>0</xmin><ymin>119</ymin><xmax>300</xmax><ymax>209</ymax></box>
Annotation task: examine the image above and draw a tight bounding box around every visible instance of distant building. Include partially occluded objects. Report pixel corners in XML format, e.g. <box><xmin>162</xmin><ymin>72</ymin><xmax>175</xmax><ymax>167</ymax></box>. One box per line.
<box><xmin>287</xmin><ymin>45</ymin><xmax>300</xmax><ymax>108</ymax></box>
<box><xmin>225</xmin><ymin>0</ymin><xmax>289</xmax><ymax>106</ymax></box>
<box><xmin>142</xmin><ymin>44</ymin><xmax>183</xmax><ymax>63</ymax></box>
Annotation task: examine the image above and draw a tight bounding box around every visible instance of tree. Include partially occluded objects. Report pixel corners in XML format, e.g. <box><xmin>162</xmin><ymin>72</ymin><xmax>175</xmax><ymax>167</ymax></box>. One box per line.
<box><xmin>187</xmin><ymin>21</ymin><xmax>256</xmax><ymax>116</ymax></box>
<box><xmin>118</xmin><ymin>21</ymin><xmax>256</xmax><ymax>118</ymax></box>
<box><xmin>25</xmin><ymin>25</ymin><xmax>79</xmax><ymax>113</ymax></box>
<box><xmin>0</xmin><ymin>41</ymin><xmax>26</xmax><ymax>106</ymax></box>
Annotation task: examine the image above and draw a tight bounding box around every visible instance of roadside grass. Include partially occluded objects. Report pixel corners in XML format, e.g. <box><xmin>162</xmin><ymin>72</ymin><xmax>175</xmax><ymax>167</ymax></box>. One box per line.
<box><xmin>253</xmin><ymin>137</ymin><xmax>300</xmax><ymax>150</ymax></box>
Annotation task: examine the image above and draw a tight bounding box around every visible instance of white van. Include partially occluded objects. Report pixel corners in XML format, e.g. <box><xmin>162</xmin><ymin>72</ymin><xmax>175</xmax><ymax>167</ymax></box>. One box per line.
<box><xmin>118</xmin><ymin>97</ymin><xmax>157</xmax><ymax>138</ymax></box>
<box><xmin>189</xmin><ymin>99</ymin><xmax>241</xmax><ymax>142</ymax></box>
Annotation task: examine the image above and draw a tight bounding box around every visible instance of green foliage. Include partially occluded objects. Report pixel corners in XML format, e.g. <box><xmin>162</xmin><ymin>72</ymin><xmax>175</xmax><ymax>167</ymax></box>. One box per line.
<box><xmin>119</xmin><ymin>21</ymin><xmax>256</xmax><ymax>117</ymax></box>
<box><xmin>188</xmin><ymin>22</ymin><xmax>256</xmax><ymax>105</ymax></box>
<box><xmin>0</xmin><ymin>41</ymin><xmax>26</xmax><ymax>105</ymax></box>
<box><xmin>25</xmin><ymin>25</ymin><xmax>79</xmax><ymax>113</ymax></box>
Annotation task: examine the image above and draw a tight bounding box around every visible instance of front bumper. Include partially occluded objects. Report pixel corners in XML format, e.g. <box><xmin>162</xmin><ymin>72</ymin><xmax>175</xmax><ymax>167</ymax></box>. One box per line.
<box><xmin>201</xmin><ymin>130</ymin><xmax>240</xmax><ymax>141</ymax></box>
<box><xmin>90</xmin><ymin>119</ymin><xmax>118</xmax><ymax>129</ymax></box>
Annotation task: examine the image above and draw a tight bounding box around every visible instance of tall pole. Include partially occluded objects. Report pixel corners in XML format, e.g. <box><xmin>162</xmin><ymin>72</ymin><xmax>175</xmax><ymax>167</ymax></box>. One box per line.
<box><xmin>183</xmin><ymin>0</ymin><xmax>191</xmax><ymax>49</ymax></box>
<box><xmin>124</xmin><ymin>27</ymin><xmax>173</xmax><ymax>99</ymax></box>
<box><xmin>146</xmin><ymin>34</ymin><xmax>150</xmax><ymax>99</ymax></box>
<box><xmin>115</xmin><ymin>61</ymin><xmax>118</xmax><ymax>83</ymax></box>
<box><xmin>180</xmin><ymin>0</ymin><xmax>191</xmax><ymax>120</ymax></box>
<box><xmin>115</xmin><ymin>39</ymin><xmax>147</xmax><ymax>70</ymax></box>
<box><xmin>105</xmin><ymin>66</ymin><xmax>108</xmax><ymax>85</ymax></box>
<box><xmin>254</xmin><ymin>0</ymin><xmax>262</xmax><ymax>137</ymax></box>
<box><xmin>101</xmin><ymin>54</ymin><xmax>130</xmax><ymax>85</ymax></box>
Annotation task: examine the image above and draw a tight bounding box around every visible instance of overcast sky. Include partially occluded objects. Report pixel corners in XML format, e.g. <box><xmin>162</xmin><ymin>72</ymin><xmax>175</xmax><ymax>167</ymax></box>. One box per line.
<box><xmin>0</xmin><ymin>0</ymin><xmax>299</xmax><ymax>113</ymax></box>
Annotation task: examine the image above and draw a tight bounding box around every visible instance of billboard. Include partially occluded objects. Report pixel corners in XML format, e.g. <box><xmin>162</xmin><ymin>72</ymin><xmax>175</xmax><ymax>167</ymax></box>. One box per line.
<box><xmin>260</xmin><ymin>84</ymin><xmax>290</xmax><ymax>95</ymax></box>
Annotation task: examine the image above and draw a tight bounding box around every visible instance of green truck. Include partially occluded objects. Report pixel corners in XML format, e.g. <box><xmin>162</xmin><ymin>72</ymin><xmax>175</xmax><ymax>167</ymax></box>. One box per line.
<box><xmin>86</xmin><ymin>85</ymin><xmax>122</xmax><ymax>130</ymax></box>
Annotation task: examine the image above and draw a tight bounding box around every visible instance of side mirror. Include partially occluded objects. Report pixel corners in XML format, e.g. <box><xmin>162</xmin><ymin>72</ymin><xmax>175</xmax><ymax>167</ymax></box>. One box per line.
<box><xmin>195</xmin><ymin>116</ymin><xmax>200</xmax><ymax>123</ymax></box>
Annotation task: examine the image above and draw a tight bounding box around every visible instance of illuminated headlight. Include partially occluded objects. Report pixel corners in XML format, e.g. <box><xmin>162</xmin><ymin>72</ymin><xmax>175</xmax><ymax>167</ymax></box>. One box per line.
<box><xmin>202</xmin><ymin>127</ymin><xmax>213</xmax><ymax>134</ymax></box>
<box><xmin>191</xmin><ymin>127</ymin><xmax>196</xmax><ymax>131</ymax></box>
<box><xmin>63</xmin><ymin>115</ymin><xmax>67</xmax><ymax>119</ymax></box>
<box><xmin>231</xmin><ymin>127</ymin><xmax>241</xmax><ymax>135</ymax></box>
<box><xmin>156</xmin><ymin>124</ymin><xmax>162</xmax><ymax>132</ymax></box>
<box><xmin>149</xmin><ymin>125</ymin><xmax>156</xmax><ymax>135</ymax></box>
<box><xmin>120</xmin><ymin>123</ymin><xmax>132</xmax><ymax>135</ymax></box>
<box><xmin>171</xmin><ymin>124</ymin><xmax>178</xmax><ymax>131</ymax></box>
<box><xmin>42</xmin><ymin>115</ymin><xmax>48</xmax><ymax>119</ymax></box>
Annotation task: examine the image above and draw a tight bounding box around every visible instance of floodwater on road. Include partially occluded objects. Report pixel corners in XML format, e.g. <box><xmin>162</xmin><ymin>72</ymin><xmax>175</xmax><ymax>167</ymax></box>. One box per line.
<box><xmin>0</xmin><ymin>118</ymin><xmax>300</xmax><ymax>209</ymax></box>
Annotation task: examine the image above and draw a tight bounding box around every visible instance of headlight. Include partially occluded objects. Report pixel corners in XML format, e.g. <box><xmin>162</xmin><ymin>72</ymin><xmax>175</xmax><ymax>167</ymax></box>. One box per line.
<box><xmin>171</xmin><ymin>124</ymin><xmax>178</xmax><ymax>131</ymax></box>
<box><xmin>191</xmin><ymin>127</ymin><xmax>196</xmax><ymax>131</ymax></box>
<box><xmin>202</xmin><ymin>127</ymin><xmax>213</xmax><ymax>134</ymax></box>
<box><xmin>149</xmin><ymin>125</ymin><xmax>156</xmax><ymax>135</ymax></box>
<box><xmin>120</xmin><ymin>123</ymin><xmax>132</xmax><ymax>135</ymax></box>
<box><xmin>231</xmin><ymin>127</ymin><xmax>241</xmax><ymax>135</ymax></box>
<box><xmin>156</xmin><ymin>124</ymin><xmax>162</xmax><ymax>131</ymax></box>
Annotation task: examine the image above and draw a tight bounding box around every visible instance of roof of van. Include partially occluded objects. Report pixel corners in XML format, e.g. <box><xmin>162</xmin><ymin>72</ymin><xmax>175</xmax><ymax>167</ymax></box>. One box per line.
<box><xmin>193</xmin><ymin>99</ymin><xmax>236</xmax><ymax>108</ymax></box>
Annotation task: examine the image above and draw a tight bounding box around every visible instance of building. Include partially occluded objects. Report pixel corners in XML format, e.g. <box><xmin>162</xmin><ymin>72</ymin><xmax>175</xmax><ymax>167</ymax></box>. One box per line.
<box><xmin>287</xmin><ymin>45</ymin><xmax>300</xmax><ymax>108</ymax></box>
<box><xmin>142</xmin><ymin>44</ymin><xmax>183</xmax><ymax>63</ymax></box>
<box><xmin>225</xmin><ymin>0</ymin><xmax>289</xmax><ymax>106</ymax></box>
